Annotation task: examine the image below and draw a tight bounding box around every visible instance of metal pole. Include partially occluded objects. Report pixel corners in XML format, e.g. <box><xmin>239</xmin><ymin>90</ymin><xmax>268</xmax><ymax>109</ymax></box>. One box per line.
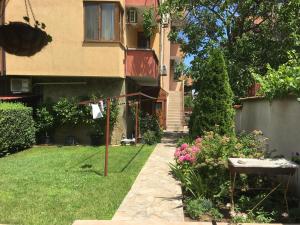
<box><xmin>135</xmin><ymin>102</ymin><xmax>138</xmax><ymax>145</ymax></box>
<box><xmin>104</xmin><ymin>98</ymin><xmax>110</xmax><ymax>177</ymax></box>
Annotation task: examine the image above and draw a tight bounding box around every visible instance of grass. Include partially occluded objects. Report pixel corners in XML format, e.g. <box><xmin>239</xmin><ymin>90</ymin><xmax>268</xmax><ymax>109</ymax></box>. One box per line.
<box><xmin>0</xmin><ymin>144</ymin><xmax>155</xmax><ymax>225</ymax></box>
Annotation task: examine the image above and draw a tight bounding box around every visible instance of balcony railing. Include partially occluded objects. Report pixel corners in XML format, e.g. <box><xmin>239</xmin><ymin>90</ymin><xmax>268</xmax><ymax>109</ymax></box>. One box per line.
<box><xmin>125</xmin><ymin>0</ymin><xmax>159</xmax><ymax>7</ymax></box>
<box><xmin>125</xmin><ymin>48</ymin><xmax>159</xmax><ymax>80</ymax></box>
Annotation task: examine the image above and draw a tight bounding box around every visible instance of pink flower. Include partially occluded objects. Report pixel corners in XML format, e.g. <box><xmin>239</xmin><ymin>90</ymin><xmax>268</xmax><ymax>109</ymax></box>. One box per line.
<box><xmin>181</xmin><ymin>143</ymin><xmax>188</xmax><ymax>150</ymax></box>
<box><xmin>178</xmin><ymin>155</ymin><xmax>185</xmax><ymax>162</ymax></box>
<box><xmin>184</xmin><ymin>154</ymin><xmax>192</xmax><ymax>161</ymax></box>
<box><xmin>195</xmin><ymin>137</ymin><xmax>202</xmax><ymax>144</ymax></box>
<box><xmin>191</xmin><ymin>146</ymin><xmax>199</xmax><ymax>153</ymax></box>
<box><xmin>174</xmin><ymin>149</ymin><xmax>181</xmax><ymax>157</ymax></box>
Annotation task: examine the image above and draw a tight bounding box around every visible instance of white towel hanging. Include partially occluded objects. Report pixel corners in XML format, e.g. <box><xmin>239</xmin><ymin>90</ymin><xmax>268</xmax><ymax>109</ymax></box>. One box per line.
<box><xmin>91</xmin><ymin>104</ymin><xmax>103</xmax><ymax>119</ymax></box>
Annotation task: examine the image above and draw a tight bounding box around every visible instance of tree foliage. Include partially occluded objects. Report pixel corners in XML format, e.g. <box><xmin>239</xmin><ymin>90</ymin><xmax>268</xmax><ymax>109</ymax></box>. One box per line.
<box><xmin>189</xmin><ymin>49</ymin><xmax>234</xmax><ymax>137</ymax></box>
<box><xmin>253</xmin><ymin>51</ymin><xmax>300</xmax><ymax>100</ymax></box>
<box><xmin>160</xmin><ymin>0</ymin><xmax>300</xmax><ymax>99</ymax></box>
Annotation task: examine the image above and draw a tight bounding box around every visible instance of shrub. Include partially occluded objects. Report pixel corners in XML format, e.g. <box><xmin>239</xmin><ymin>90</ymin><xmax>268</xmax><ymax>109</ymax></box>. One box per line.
<box><xmin>184</xmin><ymin>95</ymin><xmax>193</xmax><ymax>109</ymax></box>
<box><xmin>171</xmin><ymin>130</ymin><xmax>271</xmax><ymax>221</ymax></box>
<box><xmin>189</xmin><ymin>48</ymin><xmax>234</xmax><ymax>137</ymax></box>
<box><xmin>142</xmin><ymin>130</ymin><xmax>157</xmax><ymax>145</ymax></box>
<box><xmin>140</xmin><ymin>113</ymin><xmax>163</xmax><ymax>143</ymax></box>
<box><xmin>0</xmin><ymin>102</ymin><xmax>35</xmax><ymax>155</ymax></box>
<box><xmin>52</xmin><ymin>97</ymin><xmax>81</xmax><ymax>126</ymax></box>
<box><xmin>34</xmin><ymin>106</ymin><xmax>54</xmax><ymax>137</ymax></box>
<box><xmin>253</xmin><ymin>51</ymin><xmax>300</xmax><ymax>100</ymax></box>
<box><xmin>186</xmin><ymin>197</ymin><xmax>223</xmax><ymax>220</ymax></box>
<box><xmin>52</xmin><ymin>97</ymin><xmax>119</xmax><ymax>138</ymax></box>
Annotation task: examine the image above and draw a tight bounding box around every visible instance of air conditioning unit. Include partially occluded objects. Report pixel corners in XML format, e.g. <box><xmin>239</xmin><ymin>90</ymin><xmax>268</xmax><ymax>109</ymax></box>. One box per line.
<box><xmin>127</xmin><ymin>8</ymin><xmax>137</xmax><ymax>24</ymax></box>
<box><xmin>160</xmin><ymin>65</ymin><xmax>168</xmax><ymax>76</ymax></box>
<box><xmin>11</xmin><ymin>78</ymin><xmax>31</xmax><ymax>93</ymax></box>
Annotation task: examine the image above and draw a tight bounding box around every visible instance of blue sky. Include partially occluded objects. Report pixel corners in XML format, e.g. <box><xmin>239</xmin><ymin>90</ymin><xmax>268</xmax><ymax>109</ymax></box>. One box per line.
<box><xmin>184</xmin><ymin>55</ymin><xmax>194</xmax><ymax>67</ymax></box>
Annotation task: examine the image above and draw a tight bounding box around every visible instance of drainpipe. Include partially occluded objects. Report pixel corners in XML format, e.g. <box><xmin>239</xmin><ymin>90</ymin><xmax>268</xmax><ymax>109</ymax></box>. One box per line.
<box><xmin>0</xmin><ymin>0</ymin><xmax>6</xmax><ymax>77</ymax></box>
<box><xmin>159</xmin><ymin>0</ymin><xmax>164</xmax><ymax>88</ymax></box>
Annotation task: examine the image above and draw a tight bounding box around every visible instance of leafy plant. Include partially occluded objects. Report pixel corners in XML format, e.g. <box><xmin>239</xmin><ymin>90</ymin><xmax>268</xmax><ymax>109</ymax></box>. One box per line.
<box><xmin>171</xmin><ymin>129</ymin><xmax>276</xmax><ymax>221</ymax></box>
<box><xmin>186</xmin><ymin>197</ymin><xmax>223</xmax><ymax>220</ymax></box>
<box><xmin>34</xmin><ymin>106</ymin><xmax>54</xmax><ymax>135</ymax></box>
<box><xmin>186</xmin><ymin>197</ymin><xmax>212</xmax><ymax>219</ymax></box>
<box><xmin>253</xmin><ymin>51</ymin><xmax>300</xmax><ymax>100</ymax></box>
<box><xmin>142</xmin><ymin>130</ymin><xmax>157</xmax><ymax>145</ymax></box>
<box><xmin>53</xmin><ymin>97</ymin><xmax>81</xmax><ymax>126</ymax></box>
<box><xmin>160</xmin><ymin>0</ymin><xmax>300</xmax><ymax>101</ymax></box>
<box><xmin>184</xmin><ymin>95</ymin><xmax>193</xmax><ymax>109</ymax></box>
<box><xmin>143</xmin><ymin>7</ymin><xmax>157</xmax><ymax>37</ymax></box>
<box><xmin>140</xmin><ymin>113</ymin><xmax>163</xmax><ymax>143</ymax></box>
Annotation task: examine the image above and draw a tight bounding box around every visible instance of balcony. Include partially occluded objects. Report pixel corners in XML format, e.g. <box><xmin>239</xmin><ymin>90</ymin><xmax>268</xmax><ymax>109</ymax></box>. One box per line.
<box><xmin>125</xmin><ymin>48</ymin><xmax>159</xmax><ymax>85</ymax></box>
<box><xmin>125</xmin><ymin>0</ymin><xmax>159</xmax><ymax>7</ymax></box>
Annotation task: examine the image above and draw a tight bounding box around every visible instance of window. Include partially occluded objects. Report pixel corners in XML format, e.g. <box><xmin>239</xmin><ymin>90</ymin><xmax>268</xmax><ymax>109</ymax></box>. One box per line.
<box><xmin>137</xmin><ymin>32</ymin><xmax>150</xmax><ymax>49</ymax></box>
<box><xmin>84</xmin><ymin>2</ymin><xmax>123</xmax><ymax>42</ymax></box>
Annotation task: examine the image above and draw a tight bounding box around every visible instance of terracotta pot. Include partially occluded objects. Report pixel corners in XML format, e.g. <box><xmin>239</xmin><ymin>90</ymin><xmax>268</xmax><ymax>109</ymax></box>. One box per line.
<box><xmin>0</xmin><ymin>22</ymin><xmax>52</xmax><ymax>57</ymax></box>
<box><xmin>248</xmin><ymin>83</ymin><xmax>261</xmax><ymax>97</ymax></box>
<box><xmin>233</xmin><ymin>104</ymin><xmax>243</xmax><ymax>109</ymax></box>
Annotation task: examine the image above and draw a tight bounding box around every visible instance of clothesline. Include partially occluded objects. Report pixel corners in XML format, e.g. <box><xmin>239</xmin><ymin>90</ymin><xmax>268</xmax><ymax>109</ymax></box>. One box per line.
<box><xmin>79</xmin><ymin>92</ymin><xmax>157</xmax><ymax>105</ymax></box>
<box><xmin>78</xmin><ymin>92</ymin><xmax>158</xmax><ymax>177</ymax></box>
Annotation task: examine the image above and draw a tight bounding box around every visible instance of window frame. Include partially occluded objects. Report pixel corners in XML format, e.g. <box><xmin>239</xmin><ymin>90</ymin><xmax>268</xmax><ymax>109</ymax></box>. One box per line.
<box><xmin>83</xmin><ymin>1</ymin><xmax>124</xmax><ymax>43</ymax></box>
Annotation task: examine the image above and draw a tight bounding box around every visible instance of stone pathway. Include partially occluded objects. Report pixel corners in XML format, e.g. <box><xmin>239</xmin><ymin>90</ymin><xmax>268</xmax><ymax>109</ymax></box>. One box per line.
<box><xmin>112</xmin><ymin>135</ymin><xmax>184</xmax><ymax>222</ymax></box>
<box><xmin>73</xmin><ymin>133</ymin><xmax>185</xmax><ymax>225</ymax></box>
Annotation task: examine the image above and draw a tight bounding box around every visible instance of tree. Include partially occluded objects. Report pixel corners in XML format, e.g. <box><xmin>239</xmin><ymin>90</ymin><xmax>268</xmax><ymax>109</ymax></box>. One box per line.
<box><xmin>160</xmin><ymin>0</ymin><xmax>300</xmax><ymax>100</ymax></box>
<box><xmin>189</xmin><ymin>48</ymin><xmax>234</xmax><ymax>137</ymax></box>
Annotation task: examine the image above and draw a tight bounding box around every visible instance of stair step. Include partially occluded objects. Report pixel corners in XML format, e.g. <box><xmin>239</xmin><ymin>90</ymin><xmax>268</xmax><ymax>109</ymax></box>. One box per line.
<box><xmin>167</xmin><ymin>116</ymin><xmax>183</xmax><ymax>119</ymax></box>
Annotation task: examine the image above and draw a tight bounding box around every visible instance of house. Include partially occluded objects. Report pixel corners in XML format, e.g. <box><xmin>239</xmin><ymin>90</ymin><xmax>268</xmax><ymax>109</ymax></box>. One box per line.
<box><xmin>0</xmin><ymin>0</ymin><xmax>185</xmax><ymax>144</ymax></box>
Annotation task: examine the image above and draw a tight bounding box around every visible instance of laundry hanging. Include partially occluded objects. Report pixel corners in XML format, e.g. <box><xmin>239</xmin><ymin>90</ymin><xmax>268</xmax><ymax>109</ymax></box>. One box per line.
<box><xmin>99</xmin><ymin>100</ymin><xmax>104</xmax><ymax>112</ymax></box>
<box><xmin>91</xmin><ymin>103</ymin><xmax>103</xmax><ymax>119</ymax></box>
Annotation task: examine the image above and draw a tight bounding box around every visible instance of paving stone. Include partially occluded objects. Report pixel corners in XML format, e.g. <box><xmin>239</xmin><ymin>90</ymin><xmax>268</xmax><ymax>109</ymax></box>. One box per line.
<box><xmin>112</xmin><ymin>140</ymin><xmax>184</xmax><ymax>222</ymax></box>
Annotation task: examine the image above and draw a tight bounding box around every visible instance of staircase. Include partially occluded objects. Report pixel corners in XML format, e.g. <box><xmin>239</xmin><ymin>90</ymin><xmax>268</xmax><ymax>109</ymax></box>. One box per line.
<box><xmin>166</xmin><ymin>91</ymin><xmax>184</xmax><ymax>131</ymax></box>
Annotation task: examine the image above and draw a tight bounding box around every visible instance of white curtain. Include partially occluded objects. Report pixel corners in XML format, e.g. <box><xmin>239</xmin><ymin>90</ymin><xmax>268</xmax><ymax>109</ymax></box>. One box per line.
<box><xmin>84</xmin><ymin>4</ymin><xmax>99</xmax><ymax>40</ymax></box>
<box><xmin>101</xmin><ymin>4</ymin><xmax>115</xmax><ymax>41</ymax></box>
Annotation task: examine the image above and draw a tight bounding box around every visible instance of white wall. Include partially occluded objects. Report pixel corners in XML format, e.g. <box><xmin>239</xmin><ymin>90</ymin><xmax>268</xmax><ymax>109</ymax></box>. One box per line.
<box><xmin>235</xmin><ymin>97</ymin><xmax>300</xmax><ymax>195</ymax></box>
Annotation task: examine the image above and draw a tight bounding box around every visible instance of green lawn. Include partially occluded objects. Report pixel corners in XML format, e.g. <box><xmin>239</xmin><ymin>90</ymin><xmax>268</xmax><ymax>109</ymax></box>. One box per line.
<box><xmin>0</xmin><ymin>145</ymin><xmax>155</xmax><ymax>225</ymax></box>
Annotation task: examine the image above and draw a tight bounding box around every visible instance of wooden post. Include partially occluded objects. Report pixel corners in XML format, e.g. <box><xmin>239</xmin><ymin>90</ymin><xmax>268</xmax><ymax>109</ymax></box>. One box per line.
<box><xmin>135</xmin><ymin>102</ymin><xmax>138</xmax><ymax>144</ymax></box>
<box><xmin>104</xmin><ymin>98</ymin><xmax>110</xmax><ymax>177</ymax></box>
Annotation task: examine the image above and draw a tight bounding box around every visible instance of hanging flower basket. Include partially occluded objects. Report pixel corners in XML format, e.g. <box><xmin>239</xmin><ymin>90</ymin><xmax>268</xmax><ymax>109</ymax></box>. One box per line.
<box><xmin>0</xmin><ymin>22</ymin><xmax>52</xmax><ymax>57</ymax></box>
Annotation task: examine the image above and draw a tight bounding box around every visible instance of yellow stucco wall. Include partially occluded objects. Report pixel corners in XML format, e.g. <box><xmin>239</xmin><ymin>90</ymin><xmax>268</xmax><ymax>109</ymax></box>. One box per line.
<box><xmin>5</xmin><ymin>0</ymin><xmax>125</xmax><ymax>77</ymax></box>
<box><xmin>151</xmin><ymin>30</ymin><xmax>160</xmax><ymax>58</ymax></box>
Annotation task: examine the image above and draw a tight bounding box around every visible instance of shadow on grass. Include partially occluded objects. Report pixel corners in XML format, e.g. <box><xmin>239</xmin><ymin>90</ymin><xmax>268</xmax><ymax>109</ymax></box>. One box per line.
<box><xmin>120</xmin><ymin>144</ymin><xmax>145</xmax><ymax>173</ymax></box>
<box><xmin>65</xmin><ymin>151</ymin><xmax>100</xmax><ymax>172</ymax></box>
<box><xmin>65</xmin><ymin>144</ymin><xmax>145</xmax><ymax>176</ymax></box>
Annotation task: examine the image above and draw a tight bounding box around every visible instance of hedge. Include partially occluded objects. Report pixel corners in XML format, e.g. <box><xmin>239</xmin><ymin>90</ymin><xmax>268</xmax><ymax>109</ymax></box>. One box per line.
<box><xmin>0</xmin><ymin>102</ymin><xmax>35</xmax><ymax>155</ymax></box>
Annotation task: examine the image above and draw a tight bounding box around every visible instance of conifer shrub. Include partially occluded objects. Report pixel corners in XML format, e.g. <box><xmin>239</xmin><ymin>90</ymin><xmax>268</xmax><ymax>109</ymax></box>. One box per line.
<box><xmin>189</xmin><ymin>48</ymin><xmax>234</xmax><ymax>137</ymax></box>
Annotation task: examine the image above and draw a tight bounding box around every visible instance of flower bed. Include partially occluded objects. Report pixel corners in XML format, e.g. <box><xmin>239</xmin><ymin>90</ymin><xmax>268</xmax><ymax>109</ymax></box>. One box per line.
<box><xmin>171</xmin><ymin>130</ymin><xmax>300</xmax><ymax>223</ymax></box>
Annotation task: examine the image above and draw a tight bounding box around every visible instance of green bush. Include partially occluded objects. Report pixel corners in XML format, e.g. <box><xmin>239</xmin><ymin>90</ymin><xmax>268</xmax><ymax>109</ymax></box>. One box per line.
<box><xmin>52</xmin><ymin>97</ymin><xmax>119</xmax><ymax>138</ymax></box>
<box><xmin>186</xmin><ymin>197</ymin><xmax>223</xmax><ymax>220</ymax></box>
<box><xmin>53</xmin><ymin>97</ymin><xmax>81</xmax><ymax>126</ymax></box>
<box><xmin>142</xmin><ymin>130</ymin><xmax>157</xmax><ymax>145</ymax></box>
<box><xmin>172</xmin><ymin>130</ymin><xmax>274</xmax><ymax>221</ymax></box>
<box><xmin>140</xmin><ymin>113</ymin><xmax>163</xmax><ymax>143</ymax></box>
<box><xmin>253</xmin><ymin>51</ymin><xmax>300</xmax><ymax>100</ymax></box>
<box><xmin>184</xmin><ymin>95</ymin><xmax>193</xmax><ymax>109</ymax></box>
<box><xmin>0</xmin><ymin>102</ymin><xmax>35</xmax><ymax>155</ymax></box>
<box><xmin>189</xmin><ymin>48</ymin><xmax>234</xmax><ymax>137</ymax></box>
<box><xmin>34</xmin><ymin>106</ymin><xmax>54</xmax><ymax>136</ymax></box>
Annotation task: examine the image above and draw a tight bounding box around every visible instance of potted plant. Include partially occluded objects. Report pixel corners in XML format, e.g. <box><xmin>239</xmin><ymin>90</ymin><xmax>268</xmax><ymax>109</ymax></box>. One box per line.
<box><xmin>0</xmin><ymin>17</ymin><xmax>52</xmax><ymax>56</ymax></box>
<box><xmin>34</xmin><ymin>106</ymin><xmax>54</xmax><ymax>144</ymax></box>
